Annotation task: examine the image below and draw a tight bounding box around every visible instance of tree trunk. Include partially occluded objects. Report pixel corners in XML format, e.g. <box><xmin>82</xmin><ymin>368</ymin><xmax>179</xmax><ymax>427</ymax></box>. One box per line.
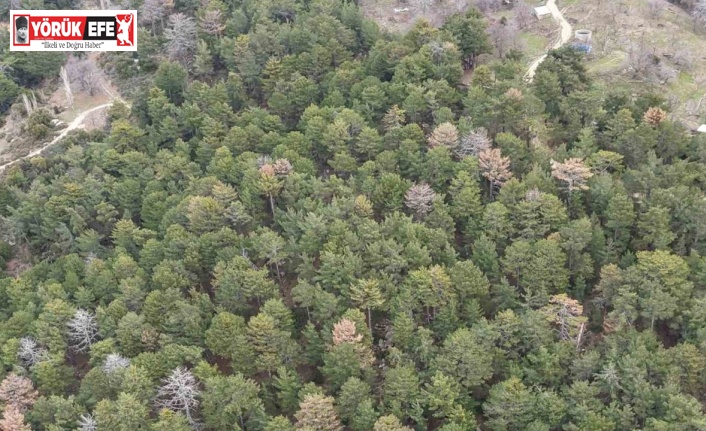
<box><xmin>269</xmin><ymin>194</ymin><xmax>276</xmax><ymax>220</ymax></box>
<box><xmin>274</xmin><ymin>261</ymin><xmax>282</xmax><ymax>283</ymax></box>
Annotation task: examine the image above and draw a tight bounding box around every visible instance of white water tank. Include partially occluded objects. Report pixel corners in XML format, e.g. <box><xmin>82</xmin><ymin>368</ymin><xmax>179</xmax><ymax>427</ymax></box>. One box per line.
<box><xmin>575</xmin><ymin>29</ymin><xmax>592</xmax><ymax>42</ymax></box>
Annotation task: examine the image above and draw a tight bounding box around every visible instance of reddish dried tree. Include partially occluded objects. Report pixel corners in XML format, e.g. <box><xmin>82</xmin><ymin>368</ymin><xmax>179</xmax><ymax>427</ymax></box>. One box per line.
<box><xmin>404</xmin><ymin>183</ymin><xmax>436</xmax><ymax>218</ymax></box>
<box><xmin>478</xmin><ymin>148</ymin><xmax>512</xmax><ymax>198</ymax></box>
<box><xmin>332</xmin><ymin>319</ymin><xmax>363</xmax><ymax>345</ymax></box>
<box><xmin>0</xmin><ymin>374</ymin><xmax>37</xmax><ymax>411</ymax></box>
<box><xmin>550</xmin><ymin>158</ymin><xmax>593</xmax><ymax>195</ymax></box>
<box><xmin>295</xmin><ymin>394</ymin><xmax>344</xmax><ymax>431</ymax></box>
<box><xmin>427</xmin><ymin>122</ymin><xmax>459</xmax><ymax>150</ymax></box>
<box><xmin>643</xmin><ymin>106</ymin><xmax>667</xmax><ymax>125</ymax></box>
<box><xmin>0</xmin><ymin>406</ymin><xmax>30</xmax><ymax>431</ymax></box>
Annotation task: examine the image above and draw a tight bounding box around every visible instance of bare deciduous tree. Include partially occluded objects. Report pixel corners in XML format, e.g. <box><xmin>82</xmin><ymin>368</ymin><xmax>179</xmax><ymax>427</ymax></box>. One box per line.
<box><xmin>0</xmin><ymin>374</ymin><xmax>38</xmax><ymax>411</ymax></box>
<box><xmin>165</xmin><ymin>13</ymin><xmax>198</xmax><ymax>64</ymax></box>
<box><xmin>647</xmin><ymin>0</ymin><xmax>665</xmax><ymax>19</ymax></box>
<box><xmin>488</xmin><ymin>21</ymin><xmax>519</xmax><ymax>58</ymax></box>
<box><xmin>514</xmin><ymin>1</ymin><xmax>534</xmax><ymax>29</ymax></box>
<box><xmin>457</xmin><ymin>127</ymin><xmax>491</xmax><ymax>158</ymax></box>
<box><xmin>475</xmin><ymin>0</ymin><xmax>501</xmax><ymax>13</ymax></box>
<box><xmin>139</xmin><ymin>0</ymin><xmax>165</xmax><ymax>34</ymax></box>
<box><xmin>78</xmin><ymin>414</ymin><xmax>97</xmax><ymax>431</ymax></box>
<box><xmin>550</xmin><ymin>158</ymin><xmax>593</xmax><ymax>194</ymax></box>
<box><xmin>17</xmin><ymin>337</ymin><xmax>46</xmax><ymax>368</ymax></box>
<box><xmin>693</xmin><ymin>0</ymin><xmax>706</xmax><ymax>30</ymax></box>
<box><xmin>416</xmin><ymin>0</ymin><xmax>434</xmax><ymax>12</ymax></box>
<box><xmin>673</xmin><ymin>47</ymin><xmax>694</xmax><ymax>70</ymax></box>
<box><xmin>67</xmin><ymin>309</ymin><xmax>99</xmax><ymax>353</ymax></box>
<box><xmin>102</xmin><ymin>353</ymin><xmax>131</xmax><ymax>374</ymax></box>
<box><xmin>627</xmin><ymin>40</ymin><xmax>656</xmax><ymax>79</ymax></box>
<box><xmin>427</xmin><ymin>122</ymin><xmax>459</xmax><ymax>149</ymax></box>
<box><xmin>0</xmin><ymin>405</ymin><xmax>31</xmax><ymax>431</ymax></box>
<box><xmin>156</xmin><ymin>367</ymin><xmax>200</xmax><ymax>427</ymax></box>
<box><xmin>479</xmin><ymin>148</ymin><xmax>513</xmax><ymax>198</ymax></box>
<box><xmin>405</xmin><ymin>183</ymin><xmax>436</xmax><ymax>218</ymax></box>
<box><xmin>66</xmin><ymin>57</ymin><xmax>99</xmax><ymax>96</ymax></box>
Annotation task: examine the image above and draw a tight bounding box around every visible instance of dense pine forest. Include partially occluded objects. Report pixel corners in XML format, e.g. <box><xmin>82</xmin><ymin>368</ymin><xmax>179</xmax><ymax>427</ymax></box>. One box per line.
<box><xmin>1</xmin><ymin>0</ymin><xmax>706</xmax><ymax>430</ymax></box>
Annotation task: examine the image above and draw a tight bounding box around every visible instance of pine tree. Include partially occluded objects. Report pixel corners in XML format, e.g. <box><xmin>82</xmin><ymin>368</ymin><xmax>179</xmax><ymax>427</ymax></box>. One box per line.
<box><xmin>193</xmin><ymin>40</ymin><xmax>214</xmax><ymax>78</ymax></box>
<box><xmin>259</xmin><ymin>164</ymin><xmax>284</xmax><ymax>218</ymax></box>
<box><xmin>449</xmin><ymin>171</ymin><xmax>483</xmax><ymax>238</ymax></box>
<box><xmin>373</xmin><ymin>415</ymin><xmax>413</xmax><ymax>431</ymax></box>
<box><xmin>354</xmin><ymin>195</ymin><xmax>374</xmax><ymax>218</ymax></box>
<box><xmin>273</xmin><ymin>367</ymin><xmax>302</xmax><ymax>415</ymax></box>
<box><xmin>433</xmin><ymin>328</ymin><xmax>493</xmax><ymax>391</ymax></box>
<box><xmin>635</xmin><ymin>206</ymin><xmax>675</xmax><ymax>251</ymax></box>
<box><xmin>247</xmin><ymin>312</ymin><xmax>298</xmax><ymax>375</ymax></box>
<box><xmin>350</xmin><ymin>279</ymin><xmax>386</xmax><ymax>329</ymax></box>
<box><xmin>337</xmin><ymin>377</ymin><xmax>373</xmax><ymax>423</ymax></box>
<box><xmin>382</xmin><ymin>105</ymin><xmax>406</xmax><ymax>131</ymax></box>
<box><xmin>605</xmin><ymin>192</ymin><xmax>635</xmax><ymax>254</ymax></box>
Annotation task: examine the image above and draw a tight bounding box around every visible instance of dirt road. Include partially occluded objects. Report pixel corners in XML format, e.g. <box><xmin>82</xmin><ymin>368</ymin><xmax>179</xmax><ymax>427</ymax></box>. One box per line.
<box><xmin>524</xmin><ymin>0</ymin><xmax>573</xmax><ymax>82</ymax></box>
<box><xmin>0</xmin><ymin>102</ymin><xmax>114</xmax><ymax>173</ymax></box>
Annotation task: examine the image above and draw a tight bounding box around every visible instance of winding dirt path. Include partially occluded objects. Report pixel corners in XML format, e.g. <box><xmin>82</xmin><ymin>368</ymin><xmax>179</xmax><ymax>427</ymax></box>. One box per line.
<box><xmin>524</xmin><ymin>0</ymin><xmax>573</xmax><ymax>82</ymax></box>
<box><xmin>0</xmin><ymin>103</ymin><xmax>116</xmax><ymax>172</ymax></box>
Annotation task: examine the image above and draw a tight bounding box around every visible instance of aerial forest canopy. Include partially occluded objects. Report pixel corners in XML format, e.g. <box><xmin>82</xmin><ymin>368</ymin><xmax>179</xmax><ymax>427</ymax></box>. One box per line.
<box><xmin>1</xmin><ymin>0</ymin><xmax>706</xmax><ymax>430</ymax></box>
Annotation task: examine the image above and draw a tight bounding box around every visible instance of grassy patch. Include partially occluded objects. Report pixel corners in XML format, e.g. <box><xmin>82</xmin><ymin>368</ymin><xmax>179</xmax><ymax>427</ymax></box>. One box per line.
<box><xmin>586</xmin><ymin>51</ymin><xmax>626</xmax><ymax>74</ymax></box>
<box><xmin>520</xmin><ymin>32</ymin><xmax>548</xmax><ymax>59</ymax></box>
<box><xmin>668</xmin><ymin>71</ymin><xmax>698</xmax><ymax>100</ymax></box>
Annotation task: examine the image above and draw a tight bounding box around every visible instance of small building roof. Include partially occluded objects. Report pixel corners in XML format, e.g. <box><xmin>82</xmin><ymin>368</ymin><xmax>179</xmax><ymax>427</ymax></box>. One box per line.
<box><xmin>697</xmin><ymin>125</ymin><xmax>706</xmax><ymax>133</ymax></box>
<box><xmin>534</xmin><ymin>6</ymin><xmax>551</xmax><ymax>16</ymax></box>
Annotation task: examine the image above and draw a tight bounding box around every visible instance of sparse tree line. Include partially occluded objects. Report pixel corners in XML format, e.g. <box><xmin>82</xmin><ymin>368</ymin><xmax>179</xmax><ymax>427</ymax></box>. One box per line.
<box><xmin>1</xmin><ymin>0</ymin><xmax>706</xmax><ymax>430</ymax></box>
